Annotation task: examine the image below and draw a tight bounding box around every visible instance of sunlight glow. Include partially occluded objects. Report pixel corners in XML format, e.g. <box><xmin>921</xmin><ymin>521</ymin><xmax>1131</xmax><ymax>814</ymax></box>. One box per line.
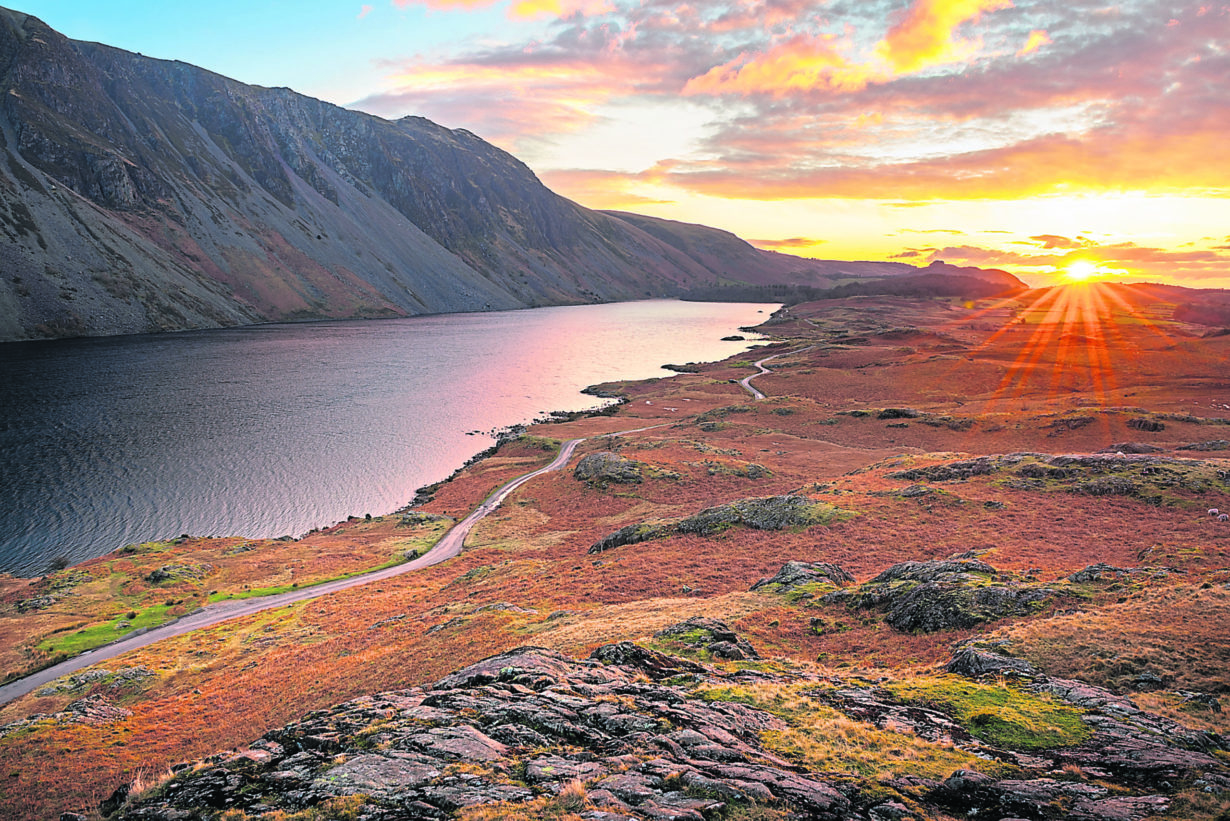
<box><xmin>1065</xmin><ymin>261</ymin><xmax>1100</xmax><ymax>281</ymax></box>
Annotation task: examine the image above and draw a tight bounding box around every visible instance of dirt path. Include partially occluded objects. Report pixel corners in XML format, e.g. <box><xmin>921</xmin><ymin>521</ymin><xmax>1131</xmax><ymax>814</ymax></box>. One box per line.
<box><xmin>739</xmin><ymin>347</ymin><xmax>814</xmax><ymax>400</ymax></box>
<box><xmin>1</xmin><ymin>436</ymin><xmax>593</xmax><ymax>706</ymax></box>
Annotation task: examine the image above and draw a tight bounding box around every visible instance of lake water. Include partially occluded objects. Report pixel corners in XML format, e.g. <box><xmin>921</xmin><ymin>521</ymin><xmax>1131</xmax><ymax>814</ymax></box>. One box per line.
<box><xmin>0</xmin><ymin>300</ymin><xmax>772</xmax><ymax>576</ymax></box>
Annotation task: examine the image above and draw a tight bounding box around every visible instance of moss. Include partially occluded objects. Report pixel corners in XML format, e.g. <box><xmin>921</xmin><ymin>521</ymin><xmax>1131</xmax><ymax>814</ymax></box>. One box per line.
<box><xmin>883</xmin><ymin>676</ymin><xmax>1091</xmax><ymax>750</ymax></box>
<box><xmin>694</xmin><ymin>682</ymin><xmax>1005</xmax><ymax>782</ymax></box>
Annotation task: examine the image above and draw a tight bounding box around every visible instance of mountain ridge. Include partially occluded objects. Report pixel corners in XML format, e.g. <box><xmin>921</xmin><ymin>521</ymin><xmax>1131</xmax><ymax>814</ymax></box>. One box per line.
<box><xmin>0</xmin><ymin>7</ymin><xmax>1019</xmax><ymax>342</ymax></box>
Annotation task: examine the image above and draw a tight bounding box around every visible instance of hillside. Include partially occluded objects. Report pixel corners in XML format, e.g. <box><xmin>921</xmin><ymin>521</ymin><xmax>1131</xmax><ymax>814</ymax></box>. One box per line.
<box><xmin>0</xmin><ymin>7</ymin><xmax>940</xmax><ymax>342</ymax></box>
<box><xmin>1</xmin><ymin>284</ymin><xmax>1227</xmax><ymax>820</ymax></box>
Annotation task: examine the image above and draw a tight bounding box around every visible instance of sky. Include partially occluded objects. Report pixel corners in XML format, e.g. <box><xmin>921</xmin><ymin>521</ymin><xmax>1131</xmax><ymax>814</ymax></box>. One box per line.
<box><xmin>16</xmin><ymin>0</ymin><xmax>1230</xmax><ymax>287</ymax></box>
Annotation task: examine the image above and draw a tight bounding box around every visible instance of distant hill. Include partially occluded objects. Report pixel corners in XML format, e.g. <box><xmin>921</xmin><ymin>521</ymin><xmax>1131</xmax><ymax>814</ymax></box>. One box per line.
<box><xmin>0</xmin><ymin>8</ymin><xmax>1006</xmax><ymax>341</ymax></box>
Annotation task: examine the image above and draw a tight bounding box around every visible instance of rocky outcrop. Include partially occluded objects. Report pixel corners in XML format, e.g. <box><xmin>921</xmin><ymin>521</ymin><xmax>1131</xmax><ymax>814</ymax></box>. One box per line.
<box><xmin>824</xmin><ymin>560</ymin><xmax>1057</xmax><ymax>632</ymax></box>
<box><xmin>653</xmin><ymin>617</ymin><xmax>759</xmax><ymax>660</ymax></box>
<box><xmin>144</xmin><ymin>564</ymin><xmax>213</xmax><ymax>584</ymax></box>
<box><xmin>750</xmin><ymin>560</ymin><xmax>855</xmax><ymax>593</ymax></box>
<box><xmin>110</xmin><ymin>646</ymin><xmax>852</xmax><ymax>821</ymax></box>
<box><xmin>589</xmin><ymin>495</ymin><xmax>852</xmax><ymax>553</ymax></box>
<box><xmin>573</xmin><ymin>452</ymin><xmax>644</xmax><ymax>485</ymax></box>
<box><xmin>889</xmin><ymin>451</ymin><xmax>1230</xmax><ymax>500</ymax></box>
<box><xmin>104</xmin><ymin>644</ymin><xmax>1229</xmax><ymax>821</ymax></box>
<box><xmin>944</xmin><ymin>646</ymin><xmax>1038</xmax><ymax>679</ymax></box>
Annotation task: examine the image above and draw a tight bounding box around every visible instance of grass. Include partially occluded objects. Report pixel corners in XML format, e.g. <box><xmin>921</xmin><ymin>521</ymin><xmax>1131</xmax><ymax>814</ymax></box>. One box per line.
<box><xmin>207</xmin><ymin>543</ymin><xmax>437</xmax><ymax>602</ymax></box>
<box><xmin>883</xmin><ymin>675</ymin><xmax>1091</xmax><ymax>750</ymax></box>
<box><xmin>694</xmin><ymin>680</ymin><xmax>1006</xmax><ymax>784</ymax></box>
<box><xmin>36</xmin><ymin>603</ymin><xmax>179</xmax><ymax>657</ymax></box>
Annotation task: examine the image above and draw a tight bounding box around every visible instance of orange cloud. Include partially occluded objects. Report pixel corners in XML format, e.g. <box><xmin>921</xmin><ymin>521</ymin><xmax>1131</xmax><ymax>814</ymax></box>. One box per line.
<box><xmin>750</xmin><ymin>237</ymin><xmax>826</xmax><ymax>250</ymax></box>
<box><xmin>684</xmin><ymin>0</ymin><xmax>1014</xmax><ymax>97</ymax></box>
<box><xmin>878</xmin><ymin>0</ymin><xmax>1014</xmax><ymax>73</ymax></box>
<box><xmin>538</xmin><ymin>168</ymin><xmax>675</xmax><ymax>210</ymax></box>
<box><xmin>1017</xmin><ymin>29</ymin><xmax>1051</xmax><ymax>56</ymax></box>
<box><xmin>647</xmin><ymin>125</ymin><xmax>1230</xmax><ymax>201</ymax></box>
<box><xmin>391</xmin><ymin>0</ymin><xmax>607</xmax><ymax>19</ymax></box>
<box><xmin>683</xmin><ymin>34</ymin><xmax>875</xmax><ymax>96</ymax></box>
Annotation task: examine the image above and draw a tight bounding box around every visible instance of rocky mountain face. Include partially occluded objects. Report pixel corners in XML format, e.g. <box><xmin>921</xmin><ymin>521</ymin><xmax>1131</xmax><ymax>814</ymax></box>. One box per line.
<box><xmin>0</xmin><ymin>8</ymin><xmax>916</xmax><ymax>342</ymax></box>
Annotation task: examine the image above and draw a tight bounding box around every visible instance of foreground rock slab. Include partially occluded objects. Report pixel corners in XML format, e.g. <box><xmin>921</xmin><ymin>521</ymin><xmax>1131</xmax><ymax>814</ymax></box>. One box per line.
<box><xmin>105</xmin><ymin>642</ymin><xmax>1229</xmax><ymax>821</ymax></box>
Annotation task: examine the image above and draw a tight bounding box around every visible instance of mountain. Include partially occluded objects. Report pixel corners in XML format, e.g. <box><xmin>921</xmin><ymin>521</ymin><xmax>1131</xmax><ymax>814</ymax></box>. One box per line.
<box><xmin>0</xmin><ymin>8</ymin><xmax>986</xmax><ymax>342</ymax></box>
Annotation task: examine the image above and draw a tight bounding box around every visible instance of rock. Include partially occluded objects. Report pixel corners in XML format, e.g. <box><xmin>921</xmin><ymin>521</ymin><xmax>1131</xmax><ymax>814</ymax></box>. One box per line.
<box><xmin>654</xmin><ymin>617</ymin><xmax>759</xmax><ymax>660</ymax></box>
<box><xmin>1068</xmin><ymin>563</ymin><xmax>1142</xmax><ymax>583</ymax></box>
<box><xmin>399</xmin><ymin>511</ymin><xmax>454</xmax><ymax>527</ymax></box>
<box><xmin>98</xmin><ymin>783</ymin><xmax>131</xmax><ymax>817</ymax></box>
<box><xmin>750</xmin><ymin>561</ymin><xmax>855</xmax><ymax>593</ymax></box>
<box><xmin>877</xmin><ymin>408</ymin><xmax>921</xmax><ymax>419</ymax></box>
<box><xmin>574</xmin><ymin>452</ymin><xmax>644</xmax><ymax>485</ymax></box>
<box><xmin>1177</xmin><ymin>439</ymin><xmax>1230</xmax><ymax>451</ymax></box>
<box><xmin>1098</xmin><ymin>442</ymin><xmax>1164</xmax><ymax>454</ymax></box>
<box><xmin>65</xmin><ymin>694</ymin><xmax>132</xmax><ymax>725</ymax></box>
<box><xmin>590</xmin><ymin>642</ymin><xmax>706</xmax><ymax>680</ymax></box>
<box><xmin>310</xmin><ymin>754</ymin><xmax>442</xmax><ymax>797</ymax></box>
<box><xmin>16</xmin><ymin>595</ymin><xmax>57</xmax><ymax>612</ymax></box>
<box><xmin>721</xmin><ymin>335</ymin><xmax>745</xmax><ymax>341</ymax></box>
<box><xmin>145</xmin><ymin>564</ymin><xmax>213</xmax><ymax>584</ymax></box>
<box><xmin>589</xmin><ymin>521</ymin><xmax>675</xmax><ymax>554</ymax></box>
<box><xmin>1127</xmin><ymin>418</ymin><xmax>1164</xmax><ymax>432</ymax></box>
<box><xmin>945</xmin><ymin>647</ymin><xmax>1038</xmax><ymax>679</ymax></box>
<box><xmin>824</xmin><ymin>560</ymin><xmax>1056</xmax><ymax>632</ymax></box>
<box><xmin>890</xmin><ymin>457</ymin><xmax>1000</xmax><ymax>482</ymax></box>
<box><xmin>107</xmin><ymin>640</ymin><xmax>1228</xmax><ymax>821</ymax></box>
<box><xmin>590</xmin><ymin>496</ymin><xmax>850</xmax><ymax>553</ymax></box>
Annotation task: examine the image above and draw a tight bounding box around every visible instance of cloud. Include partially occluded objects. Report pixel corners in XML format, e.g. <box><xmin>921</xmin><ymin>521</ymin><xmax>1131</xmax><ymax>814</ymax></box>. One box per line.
<box><xmin>358</xmin><ymin>4</ymin><xmax>373</xmax><ymax>19</ymax></box>
<box><xmin>877</xmin><ymin>0</ymin><xmax>1014</xmax><ymax>73</ymax></box>
<box><xmin>1030</xmin><ymin>234</ymin><xmax>1090</xmax><ymax>250</ymax></box>
<box><xmin>749</xmin><ymin>237</ymin><xmax>826</xmax><ymax>250</ymax></box>
<box><xmin>390</xmin><ymin>0</ymin><xmax>608</xmax><ymax>18</ymax></box>
<box><xmin>683</xmin><ymin>34</ymin><xmax>876</xmax><ymax>96</ymax></box>
<box><xmin>1017</xmin><ymin>29</ymin><xmax>1050</xmax><ymax>56</ymax></box>
<box><xmin>538</xmin><ymin>168</ymin><xmax>675</xmax><ymax>209</ymax></box>
<box><xmin>921</xmin><ymin>241</ymin><xmax>1230</xmax><ymax>282</ymax></box>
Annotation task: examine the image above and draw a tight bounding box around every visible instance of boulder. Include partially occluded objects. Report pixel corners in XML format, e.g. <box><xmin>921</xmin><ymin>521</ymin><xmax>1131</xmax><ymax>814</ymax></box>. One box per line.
<box><xmin>574</xmin><ymin>452</ymin><xmax>644</xmax><ymax>485</ymax></box>
<box><xmin>654</xmin><ymin>617</ymin><xmax>759</xmax><ymax>660</ymax></box>
<box><xmin>825</xmin><ymin>560</ymin><xmax>1056</xmax><ymax>632</ymax></box>
<box><xmin>945</xmin><ymin>646</ymin><xmax>1038</xmax><ymax>679</ymax></box>
<box><xmin>590</xmin><ymin>496</ymin><xmax>850</xmax><ymax>553</ymax></box>
<box><xmin>750</xmin><ymin>561</ymin><xmax>855</xmax><ymax>593</ymax></box>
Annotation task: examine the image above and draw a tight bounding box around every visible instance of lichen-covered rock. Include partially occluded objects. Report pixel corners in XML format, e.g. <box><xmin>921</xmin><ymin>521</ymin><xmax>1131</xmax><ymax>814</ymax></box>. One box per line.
<box><xmin>111</xmin><ymin>646</ymin><xmax>852</xmax><ymax>821</ymax></box>
<box><xmin>145</xmin><ymin>564</ymin><xmax>213</xmax><ymax>584</ymax></box>
<box><xmin>1178</xmin><ymin>439</ymin><xmax>1230</xmax><ymax>451</ymax></box>
<box><xmin>945</xmin><ymin>647</ymin><xmax>1038</xmax><ymax>679</ymax></box>
<box><xmin>824</xmin><ymin>560</ymin><xmax>1056</xmax><ymax>632</ymax></box>
<box><xmin>1098</xmin><ymin>442</ymin><xmax>1165</xmax><ymax>454</ymax></box>
<box><xmin>574</xmin><ymin>452</ymin><xmax>644</xmax><ymax>485</ymax></box>
<box><xmin>590</xmin><ymin>496</ymin><xmax>852</xmax><ymax>553</ymax></box>
<box><xmin>106</xmin><ymin>642</ymin><xmax>1229</xmax><ymax>821</ymax></box>
<box><xmin>588</xmin><ymin>521</ymin><xmax>675</xmax><ymax>554</ymax></box>
<box><xmin>1067</xmin><ymin>563</ymin><xmax>1141</xmax><ymax>583</ymax></box>
<box><xmin>751</xmin><ymin>561</ymin><xmax>855</xmax><ymax>593</ymax></box>
<box><xmin>654</xmin><ymin>617</ymin><xmax>759</xmax><ymax>660</ymax></box>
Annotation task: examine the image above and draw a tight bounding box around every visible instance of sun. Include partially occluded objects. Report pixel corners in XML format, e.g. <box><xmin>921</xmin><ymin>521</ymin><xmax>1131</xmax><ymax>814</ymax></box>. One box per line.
<box><xmin>1065</xmin><ymin>260</ymin><xmax>1100</xmax><ymax>282</ymax></box>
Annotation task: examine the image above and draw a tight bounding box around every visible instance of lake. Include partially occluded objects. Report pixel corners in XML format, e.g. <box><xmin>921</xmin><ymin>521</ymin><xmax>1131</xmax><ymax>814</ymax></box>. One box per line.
<box><xmin>0</xmin><ymin>300</ymin><xmax>772</xmax><ymax>576</ymax></box>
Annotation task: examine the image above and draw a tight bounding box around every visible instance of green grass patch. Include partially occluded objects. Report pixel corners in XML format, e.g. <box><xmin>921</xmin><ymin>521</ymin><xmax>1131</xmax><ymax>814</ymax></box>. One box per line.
<box><xmin>884</xmin><ymin>675</ymin><xmax>1091</xmax><ymax>750</ymax></box>
<box><xmin>37</xmin><ymin>604</ymin><xmax>179</xmax><ymax>657</ymax></box>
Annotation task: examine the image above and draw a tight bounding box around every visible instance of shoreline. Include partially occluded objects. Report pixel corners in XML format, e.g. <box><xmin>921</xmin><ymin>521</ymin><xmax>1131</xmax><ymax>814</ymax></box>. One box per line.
<box><xmin>0</xmin><ymin>300</ymin><xmax>780</xmax><ymax>578</ymax></box>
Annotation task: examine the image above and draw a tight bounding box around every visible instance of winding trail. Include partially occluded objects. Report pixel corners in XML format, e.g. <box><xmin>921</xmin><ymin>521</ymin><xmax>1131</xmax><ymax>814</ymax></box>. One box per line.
<box><xmin>739</xmin><ymin>346</ymin><xmax>815</xmax><ymax>400</ymax></box>
<box><xmin>0</xmin><ymin>429</ymin><xmax>662</xmax><ymax>707</ymax></box>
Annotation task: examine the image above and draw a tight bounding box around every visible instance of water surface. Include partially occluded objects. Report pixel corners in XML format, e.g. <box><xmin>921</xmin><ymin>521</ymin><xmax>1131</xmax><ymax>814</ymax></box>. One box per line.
<box><xmin>0</xmin><ymin>300</ymin><xmax>772</xmax><ymax>575</ymax></box>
